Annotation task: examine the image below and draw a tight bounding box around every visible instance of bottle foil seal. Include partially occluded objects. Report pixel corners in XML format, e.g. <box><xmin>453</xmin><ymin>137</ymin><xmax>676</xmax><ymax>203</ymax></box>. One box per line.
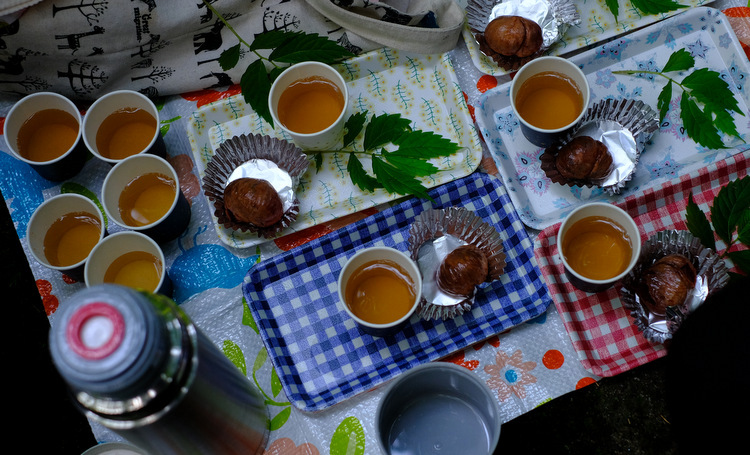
<box><xmin>619</xmin><ymin>230</ymin><xmax>730</xmax><ymax>344</ymax></box>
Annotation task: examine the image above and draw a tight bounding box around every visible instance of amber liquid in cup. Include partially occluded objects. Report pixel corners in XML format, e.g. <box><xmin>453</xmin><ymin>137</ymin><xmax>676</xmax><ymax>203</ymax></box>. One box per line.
<box><xmin>277</xmin><ymin>76</ymin><xmax>345</xmax><ymax>134</ymax></box>
<box><xmin>103</xmin><ymin>251</ymin><xmax>162</xmax><ymax>291</ymax></box>
<box><xmin>96</xmin><ymin>107</ymin><xmax>157</xmax><ymax>160</ymax></box>
<box><xmin>516</xmin><ymin>71</ymin><xmax>583</xmax><ymax>129</ymax></box>
<box><xmin>17</xmin><ymin>109</ymin><xmax>79</xmax><ymax>162</ymax></box>
<box><xmin>43</xmin><ymin>211</ymin><xmax>101</xmax><ymax>267</ymax></box>
<box><xmin>118</xmin><ymin>172</ymin><xmax>176</xmax><ymax>227</ymax></box>
<box><xmin>345</xmin><ymin>259</ymin><xmax>417</xmax><ymax>324</ymax></box>
<box><xmin>562</xmin><ymin>215</ymin><xmax>632</xmax><ymax>280</ymax></box>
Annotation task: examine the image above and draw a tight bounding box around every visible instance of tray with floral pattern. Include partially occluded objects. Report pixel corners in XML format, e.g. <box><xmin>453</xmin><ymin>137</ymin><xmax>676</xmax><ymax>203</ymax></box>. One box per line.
<box><xmin>186</xmin><ymin>48</ymin><xmax>483</xmax><ymax>248</ymax></box>
<box><xmin>474</xmin><ymin>6</ymin><xmax>750</xmax><ymax>230</ymax></box>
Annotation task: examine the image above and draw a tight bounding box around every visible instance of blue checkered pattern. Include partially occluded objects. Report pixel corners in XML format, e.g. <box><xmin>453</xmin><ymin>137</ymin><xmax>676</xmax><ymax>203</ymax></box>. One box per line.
<box><xmin>243</xmin><ymin>172</ymin><xmax>551</xmax><ymax>411</ymax></box>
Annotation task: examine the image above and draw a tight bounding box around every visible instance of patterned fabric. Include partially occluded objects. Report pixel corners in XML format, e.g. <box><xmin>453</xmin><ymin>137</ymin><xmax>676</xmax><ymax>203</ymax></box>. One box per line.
<box><xmin>535</xmin><ymin>151</ymin><xmax>750</xmax><ymax>377</ymax></box>
<box><xmin>243</xmin><ymin>171</ymin><xmax>552</xmax><ymax>411</ymax></box>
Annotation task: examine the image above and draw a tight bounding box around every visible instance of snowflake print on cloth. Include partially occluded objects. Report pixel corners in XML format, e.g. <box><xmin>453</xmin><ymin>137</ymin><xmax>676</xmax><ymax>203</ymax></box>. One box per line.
<box><xmin>484</xmin><ymin>349</ymin><xmax>537</xmax><ymax>401</ymax></box>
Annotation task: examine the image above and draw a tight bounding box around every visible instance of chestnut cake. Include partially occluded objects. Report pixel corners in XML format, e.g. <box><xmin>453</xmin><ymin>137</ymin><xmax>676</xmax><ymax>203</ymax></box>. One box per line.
<box><xmin>437</xmin><ymin>244</ymin><xmax>490</xmax><ymax>297</ymax></box>
<box><xmin>223</xmin><ymin>177</ymin><xmax>284</xmax><ymax>228</ymax></box>
<box><xmin>555</xmin><ymin>136</ymin><xmax>614</xmax><ymax>184</ymax></box>
<box><xmin>638</xmin><ymin>254</ymin><xmax>697</xmax><ymax>315</ymax></box>
<box><xmin>483</xmin><ymin>16</ymin><xmax>543</xmax><ymax>58</ymax></box>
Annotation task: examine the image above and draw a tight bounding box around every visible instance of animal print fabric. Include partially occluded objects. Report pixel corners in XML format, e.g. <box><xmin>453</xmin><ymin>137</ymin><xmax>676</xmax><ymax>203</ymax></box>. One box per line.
<box><xmin>0</xmin><ymin>0</ymin><xmax>378</xmax><ymax>101</ymax></box>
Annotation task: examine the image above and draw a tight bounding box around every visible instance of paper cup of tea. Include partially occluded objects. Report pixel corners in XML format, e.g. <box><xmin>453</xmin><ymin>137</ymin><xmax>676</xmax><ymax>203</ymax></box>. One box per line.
<box><xmin>557</xmin><ymin>202</ymin><xmax>641</xmax><ymax>293</ymax></box>
<box><xmin>27</xmin><ymin>193</ymin><xmax>106</xmax><ymax>282</ymax></box>
<box><xmin>510</xmin><ymin>56</ymin><xmax>590</xmax><ymax>148</ymax></box>
<box><xmin>82</xmin><ymin>90</ymin><xmax>165</xmax><ymax>165</ymax></box>
<box><xmin>3</xmin><ymin>92</ymin><xmax>88</xmax><ymax>181</ymax></box>
<box><xmin>376</xmin><ymin>362</ymin><xmax>502</xmax><ymax>455</ymax></box>
<box><xmin>85</xmin><ymin>230</ymin><xmax>171</xmax><ymax>296</ymax></box>
<box><xmin>268</xmin><ymin>61</ymin><xmax>349</xmax><ymax>151</ymax></box>
<box><xmin>101</xmin><ymin>154</ymin><xmax>190</xmax><ymax>244</ymax></box>
<box><xmin>337</xmin><ymin>246</ymin><xmax>422</xmax><ymax>337</ymax></box>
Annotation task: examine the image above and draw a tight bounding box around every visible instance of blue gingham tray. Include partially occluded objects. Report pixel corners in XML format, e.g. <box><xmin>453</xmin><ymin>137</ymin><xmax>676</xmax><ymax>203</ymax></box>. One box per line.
<box><xmin>242</xmin><ymin>172</ymin><xmax>552</xmax><ymax>412</ymax></box>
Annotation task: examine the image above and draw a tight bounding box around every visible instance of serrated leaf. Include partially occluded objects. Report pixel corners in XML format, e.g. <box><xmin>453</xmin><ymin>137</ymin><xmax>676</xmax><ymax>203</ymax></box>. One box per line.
<box><xmin>630</xmin><ymin>0</ymin><xmax>687</xmax><ymax>15</ymax></box>
<box><xmin>383</xmin><ymin>150</ymin><xmax>438</xmax><ymax>177</ymax></box>
<box><xmin>363</xmin><ymin>113</ymin><xmax>412</xmax><ymax>150</ymax></box>
<box><xmin>710</xmin><ymin>105</ymin><xmax>742</xmax><ymax>140</ymax></box>
<box><xmin>269</xmin><ymin>406</ymin><xmax>291</xmax><ymax>431</ymax></box>
<box><xmin>219</xmin><ymin>44</ymin><xmax>241</xmax><ymax>70</ymax></box>
<box><xmin>241</xmin><ymin>59</ymin><xmax>273</xmax><ymax>126</ymax></box>
<box><xmin>269</xmin><ymin>32</ymin><xmax>354</xmax><ymax>64</ymax></box>
<box><xmin>343</xmin><ymin>111</ymin><xmax>368</xmax><ymax>148</ymax></box>
<box><xmin>605</xmin><ymin>0</ymin><xmax>620</xmax><ymax>20</ymax></box>
<box><xmin>711</xmin><ymin>177</ymin><xmax>747</xmax><ymax>245</ymax></box>
<box><xmin>657</xmin><ymin>81</ymin><xmax>673</xmax><ymax>124</ymax></box>
<box><xmin>727</xmin><ymin>176</ymin><xmax>750</xmax><ymax>234</ymax></box>
<box><xmin>683</xmin><ymin>68</ymin><xmax>741</xmax><ymax>115</ymax></box>
<box><xmin>371</xmin><ymin>155</ymin><xmax>431</xmax><ymax>200</ymax></box>
<box><xmin>249</xmin><ymin>30</ymin><xmax>292</xmax><ymax>51</ymax></box>
<box><xmin>661</xmin><ymin>48</ymin><xmax>694</xmax><ymax>73</ymax></box>
<box><xmin>685</xmin><ymin>193</ymin><xmax>716</xmax><ymax>251</ymax></box>
<box><xmin>222</xmin><ymin>340</ymin><xmax>247</xmax><ymax>375</ymax></box>
<box><xmin>735</xmin><ymin>209</ymin><xmax>750</xmax><ymax>245</ymax></box>
<box><xmin>680</xmin><ymin>95</ymin><xmax>726</xmax><ymax>149</ymax></box>
<box><xmin>314</xmin><ymin>152</ymin><xmax>323</xmax><ymax>172</ymax></box>
<box><xmin>347</xmin><ymin>154</ymin><xmax>380</xmax><ymax>192</ymax></box>
<box><xmin>728</xmin><ymin>249</ymin><xmax>750</xmax><ymax>275</ymax></box>
<box><xmin>330</xmin><ymin>416</ymin><xmax>366</xmax><ymax>455</ymax></box>
<box><xmin>392</xmin><ymin>129</ymin><xmax>461</xmax><ymax>158</ymax></box>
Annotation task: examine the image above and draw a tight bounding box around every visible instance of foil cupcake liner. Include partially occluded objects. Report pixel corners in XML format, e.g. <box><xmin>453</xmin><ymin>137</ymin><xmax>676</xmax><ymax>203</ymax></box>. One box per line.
<box><xmin>620</xmin><ymin>230</ymin><xmax>730</xmax><ymax>344</ymax></box>
<box><xmin>202</xmin><ymin>134</ymin><xmax>310</xmax><ymax>238</ymax></box>
<box><xmin>466</xmin><ymin>0</ymin><xmax>580</xmax><ymax>71</ymax></box>
<box><xmin>540</xmin><ymin>98</ymin><xmax>659</xmax><ymax>195</ymax></box>
<box><xmin>407</xmin><ymin>207</ymin><xmax>506</xmax><ymax>320</ymax></box>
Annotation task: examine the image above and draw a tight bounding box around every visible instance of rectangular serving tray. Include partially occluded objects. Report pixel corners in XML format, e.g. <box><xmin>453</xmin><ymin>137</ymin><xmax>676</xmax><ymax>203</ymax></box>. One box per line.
<box><xmin>242</xmin><ymin>171</ymin><xmax>551</xmax><ymax>412</ymax></box>
<box><xmin>475</xmin><ymin>6</ymin><xmax>750</xmax><ymax>230</ymax></box>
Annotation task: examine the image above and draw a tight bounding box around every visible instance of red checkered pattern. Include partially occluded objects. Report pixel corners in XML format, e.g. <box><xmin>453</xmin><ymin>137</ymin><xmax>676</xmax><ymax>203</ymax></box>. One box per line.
<box><xmin>535</xmin><ymin>150</ymin><xmax>750</xmax><ymax>377</ymax></box>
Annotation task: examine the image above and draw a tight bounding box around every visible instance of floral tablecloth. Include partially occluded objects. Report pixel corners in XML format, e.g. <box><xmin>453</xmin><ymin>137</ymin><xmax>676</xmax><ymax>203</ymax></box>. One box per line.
<box><xmin>2</xmin><ymin>1</ymin><xmax>749</xmax><ymax>454</ymax></box>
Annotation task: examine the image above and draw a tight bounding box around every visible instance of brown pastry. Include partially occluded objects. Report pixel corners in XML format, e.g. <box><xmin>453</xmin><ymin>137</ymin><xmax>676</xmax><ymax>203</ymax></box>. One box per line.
<box><xmin>483</xmin><ymin>16</ymin><xmax>543</xmax><ymax>58</ymax></box>
<box><xmin>223</xmin><ymin>177</ymin><xmax>283</xmax><ymax>228</ymax></box>
<box><xmin>437</xmin><ymin>244</ymin><xmax>489</xmax><ymax>297</ymax></box>
<box><xmin>555</xmin><ymin>136</ymin><xmax>614</xmax><ymax>183</ymax></box>
<box><xmin>638</xmin><ymin>254</ymin><xmax>697</xmax><ymax>315</ymax></box>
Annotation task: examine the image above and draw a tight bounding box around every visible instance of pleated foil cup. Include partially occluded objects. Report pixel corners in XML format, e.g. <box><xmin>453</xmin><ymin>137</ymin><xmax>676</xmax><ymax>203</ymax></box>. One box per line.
<box><xmin>202</xmin><ymin>133</ymin><xmax>310</xmax><ymax>238</ymax></box>
<box><xmin>540</xmin><ymin>98</ymin><xmax>659</xmax><ymax>195</ymax></box>
<box><xmin>466</xmin><ymin>0</ymin><xmax>580</xmax><ymax>71</ymax></box>
<box><xmin>620</xmin><ymin>230</ymin><xmax>730</xmax><ymax>344</ymax></box>
<box><xmin>407</xmin><ymin>207</ymin><xmax>506</xmax><ymax>320</ymax></box>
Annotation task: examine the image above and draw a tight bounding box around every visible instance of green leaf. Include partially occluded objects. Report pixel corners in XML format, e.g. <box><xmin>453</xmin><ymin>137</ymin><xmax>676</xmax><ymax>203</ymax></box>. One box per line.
<box><xmin>343</xmin><ymin>111</ymin><xmax>368</xmax><ymax>148</ymax></box>
<box><xmin>728</xmin><ymin>249</ymin><xmax>750</xmax><ymax>275</ymax></box>
<box><xmin>605</xmin><ymin>0</ymin><xmax>620</xmax><ymax>21</ymax></box>
<box><xmin>347</xmin><ymin>154</ymin><xmax>381</xmax><ymax>192</ymax></box>
<box><xmin>727</xmin><ymin>176</ymin><xmax>750</xmax><ymax>234</ymax></box>
<box><xmin>679</xmin><ymin>95</ymin><xmax>726</xmax><ymax>149</ymax></box>
<box><xmin>219</xmin><ymin>44</ymin><xmax>241</xmax><ymax>70</ymax></box>
<box><xmin>222</xmin><ymin>340</ymin><xmax>247</xmax><ymax>376</ymax></box>
<box><xmin>249</xmin><ymin>30</ymin><xmax>292</xmax><ymax>51</ymax></box>
<box><xmin>685</xmin><ymin>193</ymin><xmax>716</xmax><ymax>251</ymax></box>
<box><xmin>392</xmin><ymin>129</ymin><xmax>462</xmax><ymax>158</ymax></box>
<box><xmin>363</xmin><ymin>113</ymin><xmax>411</xmax><ymax>150</ymax></box>
<box><xmin>269</xmin><ymin>32</ymin><xmax>354</xmax><ymax>64</ymax></box>
<box><xmin>682</xmin><ymin>68</ymin><xmax>742</xmax><ymax>115</ymax></box>
<box><xmin>710</xmin><ymin>105</ymin><xmax>743</xmax><ymax>140</ymax></box>
<box><xmin>711</xmin><ymin>177</ymin><xmax>750</xmax><ymax>245</ymax></box>
<box><xmin>241</xmin><ymin>59</ymin><xmax>273</xmax><ymax>127</ymax></box>
<box><xmin>657</xmin><ymin>81</ymin><xmax>673</xmax><ymax>124</ymax></box>
<box><xmin>661</xmin><ymin>48</ymin><xmax>694</xmax><ymax>73</ymax></box>
<box><xmin>330</xmin><ymin>416</ymin><xmax>366</xmax><ymax>455</ymax></box>
<box><xmin>383</xmin><ymin>151</ymin><xmax>439</xmax><ymax>177</ymax></box>
<box><xmin>314</xmin><ymin>152</ymin><xmax>323</xmax><ymax>172</ymax></box>
<box><xmin>371</xmin><ymin>155</ymin><xmax>431</xmax><ymax>200</ymax></box>
<box><xmin>630</xmin><ymin>0</ymin><xmax>687</xmax><ymax>15</ymax></box>
<box><xmin>269</xmin><ymin>406</ymin><xmax>292</xmax><ymax>431</ymax></box>
<box><xmin>735</xmin><ymin>209</ymin><xmax>750</xmax><ymax>245</ymax></box>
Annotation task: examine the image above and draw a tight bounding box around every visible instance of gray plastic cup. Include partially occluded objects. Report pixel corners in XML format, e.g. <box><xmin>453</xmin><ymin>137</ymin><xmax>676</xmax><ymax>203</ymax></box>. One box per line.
<box><xmin>376</xmin><ymin>362</ymin><xmax>501</xmax><ymax>454</ymax></box>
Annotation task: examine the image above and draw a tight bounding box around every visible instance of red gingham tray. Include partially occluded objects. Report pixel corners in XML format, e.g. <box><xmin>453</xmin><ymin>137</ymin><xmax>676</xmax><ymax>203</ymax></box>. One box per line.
<box><xmin>534</xmin><ymin>151</ymin><xmax>750</xmax><ymax>377</ymax></box>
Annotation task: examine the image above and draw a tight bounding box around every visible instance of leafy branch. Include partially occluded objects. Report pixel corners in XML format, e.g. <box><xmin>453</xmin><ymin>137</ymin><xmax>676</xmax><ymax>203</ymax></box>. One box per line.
<box><xmin>613</xmin><ymin>48</ymin><xmax>745</xmax><ymax>149</ymax></box>
<box><xmin>685</xmin><ymin>175</ymin><xmax>750</xmax><ymax>278</ymax></box>
<box><xmin>604</xmin><ymin>0</ymin><xmax>687</xmax><ymax>22</ymax></box>
<box><xmin>201</xmin><ymin>0</ymin><xmax>354</xmax><ymax>126</ymax></box>
<box><xmin>314</xmin><ymin>112</ymin><xmax>462</xmax><ymax>200</ymax></box>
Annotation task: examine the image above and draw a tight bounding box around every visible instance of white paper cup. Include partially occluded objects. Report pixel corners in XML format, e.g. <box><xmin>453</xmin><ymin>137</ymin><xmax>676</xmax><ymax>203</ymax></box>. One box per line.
<box><xmin>376</xmin><ymin>362</ymin><xmax>502</xmax><ymax>454</ymax></box>
<box><xmin>337</xmin><ymin>246</ymin><xmax>422</xmax><ymax>337</ymax></box>
<box><xmin>82</xmin><ymin>90</ymin><xmax>165</xmax><ymax>165</ymax></box>
<box><xmin>268</xmin><ymin>61</ymin><xmax>349</xmax><ymax>151</ymax></box>
<box><xmin>510</xmin><ymin>56</ymin><xmax>590</xmax><ymax>148</ymax></box>
<box><xmin>27</xmin><ymin>193</ymin><xmax>106</xmax><ymax>282</ymax></box>
<box><xmin>85</xmin><ymin>230</ymin><xmax>171</xmax><ymax>296</ymax></box>
<box><xmin>557</xmin><ymin>202</ymin><xmax>641</xmax><ymax>293</ymax></box>
<box><xmin>4</xmin><ymin>92</ymin><xmax>88</xmax><ymax>181</ymax></box>
<box><xmin>101</xmin><ymin>154</ymin><xmax>190</xmax><ymax>244</ymax></box>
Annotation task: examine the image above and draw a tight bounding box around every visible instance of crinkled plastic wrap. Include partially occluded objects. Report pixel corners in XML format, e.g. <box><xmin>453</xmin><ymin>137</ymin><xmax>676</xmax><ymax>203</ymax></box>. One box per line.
<box><xmin>466</xmin><ymin>0</ymin><xmax>580</xmax><ymax>71</ymax></box>
<box><xmin>407</xmin><ymin>207</ymin><xmax>506</xmax><ymax>320</ymax></box>
<box><xmin>620</xmin><ymin>230</ymin><xmax>730</xmax><ymax>344</ymax></box>
<box><xmin>202</xmin><ymin>133</ymin><xmax>310</xmax><ymax>238</ymax></box>
<box><xmin>540</xmin><ymin>98</ymin><xmax>660</xmax><ymax>195</ymax></box>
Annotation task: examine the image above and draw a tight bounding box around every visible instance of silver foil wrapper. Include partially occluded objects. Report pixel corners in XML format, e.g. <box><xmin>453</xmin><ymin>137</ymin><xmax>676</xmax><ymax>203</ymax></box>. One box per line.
<box><xmin>620</xmin><ymin>230</ymin><xmax>730</xmax><ymax>344</ymax></box>
<box><xmin>202</xmin><ymin>133</ymin><xmax>311</xmax><ymax>238</ymax></box>
<box><xmin>407</xmin><ymin>207</ymin><xmax>506</xmax><ymax>321</ymax></box>
<box><xmin>466</xmin><ymin>0</ymin><xmax>580</xmax><ymax>71</ymax></box>
<box><xmin>541</xmin><ymin>98</ymin><xmax>660</xmax><ymax>195</ymax></box>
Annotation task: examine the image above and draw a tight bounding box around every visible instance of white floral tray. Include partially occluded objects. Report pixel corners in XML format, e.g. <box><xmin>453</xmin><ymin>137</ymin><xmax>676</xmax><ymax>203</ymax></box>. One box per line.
<box><xmin>474</xmin><ymin>6</ymin><xmax>750</xmax><ymax>230</ymax></box>
<box><xmin>186</xmin><ymin>49</ymin><xmax>483</xmax><ymax>248</ymax></box>
<box><xmin>462</xmin><ymin>0</ymin><xmax>709</xmax><ymax>76</ymax></box>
